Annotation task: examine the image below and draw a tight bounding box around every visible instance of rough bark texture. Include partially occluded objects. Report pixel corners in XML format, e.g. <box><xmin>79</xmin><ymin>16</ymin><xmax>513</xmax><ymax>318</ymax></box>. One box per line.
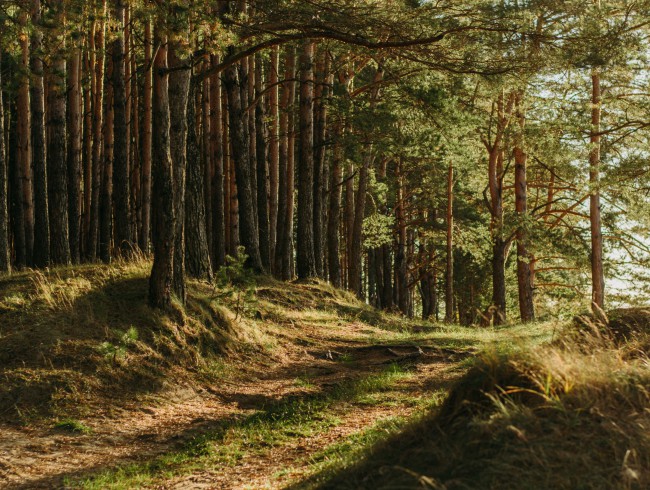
<box><xmin>255</xmin><ymin>53</ymin><xmax>271</xmax><ymax>270</ymax></box>
<box><xmin>313</xmin><ymin>55</ymin><xmax>328</xmax><ymax>278</ymax></box>
<box><xmin>223</xmin><ymin>60</ymin><xmax>264</xmax><ymax>273</ymax></box>
<box><xmin>149</xmin><ymin>35</ymin><xmax>175</xmax><ymax>310</ymax></box>
<box><xmin>327</xmin><ymin>126</ymin><xmax>343</xmax><ymax>288</ymax></box>
<box><xmin>140</xmin><ymin>21</ymin><xmax>153</xmax><ymax>253</ymax></box>
<box><xmin>18</xmin><ymin>13</ymin><xmax>34</xmax><ymax>265</ymax></box>
<box><xmin>100</xmin><ymin>57</ymin><xmax>114</xmax><ymax>264</ymax></box>
<box><xmin>112</xmin><ymin>0</ymin><xmax>132</xmax><ymax>256</ymax></box>
<box><xmin>31</xmin><ymin>0</ymin><xmax>50</xmax><ymax>268</ymax></box>
<box><xmin>274</xmin><ymin>47</ymin><xmax>295</xmax><ymax>280</ymax></box>
<box><xmin>268</xmin><ymin>46</ymin><xmax>280</xmax><ymax>264</ymax></box>
<box><xmin>9</xmin><ymin>107</ymin><xmax>27</xmax><ymax>268</ymax></box>
<box><xmin>46</xmin><ymin>3</ymin><xmax>71</xmax><ymax>266</ymax></box>
<box><xmin>0</xmin><ymin>54</ymin><xmax>9</xmax><ymax>273</ymax></box>
<box><xmin>210</xmin><ymin>55</ymin><xmax>226</xmax><ymax>269</ymax></box>
<box><xmin>67</xmin><ymin>49</ymin><xmax>82</xmax><ymax>264</ymax></box>
<box><xmin>185</xmin><ymin>79</ymin><xmax>213</xmax><ymax>280</ymax></box>
<box><xmin>590</xmin><ymin>69</ymin><xmax>605</xmax><ymax>309</ymax></box>
<box><xmin>168</xmin><ymin>46</ymin><xmax>190</xmax><ymax>303</ymax></box>
<box><xmin>296</xmin><ymin>41</ymin><xmax>317</xmax><ymax>279</ymax></box>
<box><xmin>445</xmin><ymin>162</ymin><xmax>454</xmax><ymax>323</ymax></box>
<box><xmin>88</xmin><ymin>13</ymin><xmax>106</xmax><ymax>260</ymax></box>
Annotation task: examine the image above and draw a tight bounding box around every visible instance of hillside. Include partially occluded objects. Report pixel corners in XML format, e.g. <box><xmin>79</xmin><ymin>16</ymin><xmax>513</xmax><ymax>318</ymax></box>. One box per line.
<box><xmin>0</xmin><ymin>261</ymin><xmax>553</xmax><ymax>489</ymax></box>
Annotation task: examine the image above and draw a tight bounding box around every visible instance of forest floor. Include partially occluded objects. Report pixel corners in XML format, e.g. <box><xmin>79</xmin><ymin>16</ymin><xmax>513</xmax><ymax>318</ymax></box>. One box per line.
<box><xmin>0</xmin><ymin>261</ymin><xmax>553</xmax><ymax>489</ymax></box>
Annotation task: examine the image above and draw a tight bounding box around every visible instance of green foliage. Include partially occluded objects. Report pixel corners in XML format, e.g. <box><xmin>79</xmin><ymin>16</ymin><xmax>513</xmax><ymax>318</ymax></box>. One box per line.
<box><xmin>214</xmin><ymin>246</ymin><xmax>257</xmax><ymax>320</ymax></box>
<box><xmin>54</xmin><ymin>418</ymin><xmax>92</xmax><ymax>434</ymax></box>
<box><xmin>97</xmin><ymin>327</ymin><xmax>138</xmax><ymax>363</ymax></box>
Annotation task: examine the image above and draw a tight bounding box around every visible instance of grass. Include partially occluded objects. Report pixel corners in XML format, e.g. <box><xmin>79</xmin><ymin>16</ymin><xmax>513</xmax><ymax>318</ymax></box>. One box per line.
<box><xmin>54</xmin><ymin>418</ymin><xmax>93</xmax><ymax>434</ymax></box>
<box><xmin>68</xmin><ymin>364</ymin><xmax>412</xmax><ymax>489</ymax></box>
<box><xmin>307</xmin><ymin>315</ymin><xmax>650</xmax><ymax>490</ymax></box>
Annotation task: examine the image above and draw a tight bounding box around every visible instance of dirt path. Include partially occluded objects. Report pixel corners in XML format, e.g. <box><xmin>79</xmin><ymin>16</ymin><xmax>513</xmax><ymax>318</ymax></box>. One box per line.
<box><xmin>0</xmin><ymin>326</ymin><xmax>466</xmax><ymax>489</ymax></box>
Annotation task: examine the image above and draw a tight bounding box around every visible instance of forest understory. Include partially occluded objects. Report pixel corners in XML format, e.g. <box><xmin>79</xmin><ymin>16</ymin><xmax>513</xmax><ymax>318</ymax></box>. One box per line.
<box><xmin>2</xmin><ymin>261</ymin><xmax>648</xmax><ymax>489</ymax></box>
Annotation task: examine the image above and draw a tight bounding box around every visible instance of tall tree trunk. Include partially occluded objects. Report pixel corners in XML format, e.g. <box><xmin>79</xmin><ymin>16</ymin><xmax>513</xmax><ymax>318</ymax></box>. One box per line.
<box><xmin>223</xmin><ymin>60</ymin><xmax>264</xmax><ymax>272</ymax></box>
<box><xmin>18</xmin><ymin>12</ymin><xmax>34</xmax><ymax>265</ymax></box>
<box><xmin>112</xmin><ymin>0</ymin><xmax>131</xmax><ymax>256</ymax></box>
<box><xmin>149</xmin><ymin>33</ymin><xmax>175</xmax><ymax>310</ymax></box>
<box><xmin>31</xmin><ymin>0</ymin><xmax>49</xmax><ymax>268</ymax></box>
<box><xmin>47</xmin><ymin>1</ymin><xmax>71</xmax><ymax>265</ymax></box>
<box><xmin>88</xmin><ymin>7</ymin><xmax>106</xmax><ymax>260</ymax></box>
<box><xmin>0</xmin><ymin>53</ymin><xmax>9</xmax><ymax>273</ymax></box>
<box><xmin>168</xmin><ymin>46</ymin><xmax>190</xmax><ymax>303</ymax></box>
<box><xmin>395</xmin><ymin>161</ymin><xmax>408</xmax><ymax>316</ymax></box>
<box><xmin>514</xmin><ymin>92</ymin><xmax>535</xmax><ymax>322</ymax></box>
<box><xmin>185</xmin><ymin>78</ymin><xmax>213</xmax><ymax>280</ymax></box>
<box><xmin>202</xmin><ymin>70</ymin><xmax>213</xmax><ymax>259</ymax></box>
<box><xmin>210</xmin><ymin>56</ymin><xmax>226</xmax><ymax>269</ymax></box>
<box><xmin>140</xmin><ymin>20</ymin><xmax>153</xmax><ymax>253</ymax></box>
<box><xmin>67</xmin><ymin>48</ymin><xmax>82</xmax><ymax>264</ymax></box>
<box><xmin>268</xmin><ymin>46</ymin><xmax>280</xmax><ymax>264</ymax></box>
<box><xmin>590</xmin><ymin>68</ymin><xmax>605</xmax><ymax>309</ymax></box>
<box><xmin>100</xmin><ymin>55</ymin><xmax>114</xmax><ymax>263</ymax></box>
<box><xmin>327</xmin><ymin>126</ymin><xmax>343</xmax><ymax>287</ymax></box>
<box><xmin>10</xmin><ymin>106</ymin><xmax>27</xmax><ymax>268</ymax></box>
<box><xmin>297</xmin><ymin>41</ymin><xmax>317</xmax><ymax>279</ymax></box>
<box><xmin>82</xmin><ymin>33</ymin><xmax>93</xmax><ymax>257</ymax></box>
<box><xmin>275</xmin><ymin>47</ymin><xmax>295</xmax><ymax>279</ymax></box>
<box><xmin>349</xmin><ymin>154</ymin><xmax>371</xmax><ymax>297</ymax></box>
<box><xmin>255</xmin><ymin>53</ymin><xmax>271</xmax><ymax>270</ymax></box>
<box><xmin>445</xmin><ymin>162</ymin><xmax>454</xmax><ymax>323</ymax></box>
<box><xmin>313</xmin><ymin>54</ymin><xmax>329</xmax><ymax>279</ymax></box>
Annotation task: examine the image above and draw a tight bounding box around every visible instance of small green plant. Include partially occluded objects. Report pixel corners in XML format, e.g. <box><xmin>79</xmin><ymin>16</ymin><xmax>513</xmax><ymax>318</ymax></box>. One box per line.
<box><xmin>54</xmin><ymin>418</ymin><xmax>92</xmax><ymax>434</ymax></box>
<box><xmin>214</xmin><ymin>246</ymin><xmax>257</xmax><ymax>320</ymax></box>
<box><xmin>98</xmin><ymin>326</ymin><xmax>139</xmax><ymax>363</ymax></box>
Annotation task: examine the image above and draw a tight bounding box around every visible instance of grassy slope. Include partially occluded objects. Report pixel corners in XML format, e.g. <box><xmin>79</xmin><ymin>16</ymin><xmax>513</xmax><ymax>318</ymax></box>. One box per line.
<box><xmin>6</xmin><ymin>261</ymin><xmax>614</xmax><ymax>489</ymax></box>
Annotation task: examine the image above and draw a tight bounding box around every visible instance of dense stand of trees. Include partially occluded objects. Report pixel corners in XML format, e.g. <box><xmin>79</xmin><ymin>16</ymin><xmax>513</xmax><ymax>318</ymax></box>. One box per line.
<box><xmin>0</xmin><ymin>1</ymin><xmax>649</xmax><ymax>321</ymax></box>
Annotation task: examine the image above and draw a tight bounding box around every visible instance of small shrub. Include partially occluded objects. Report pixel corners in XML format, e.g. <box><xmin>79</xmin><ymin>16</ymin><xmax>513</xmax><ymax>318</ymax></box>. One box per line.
<box><xmin>214</xmin><ymin>246</ymin><xmax>257</xmax><ymax>320</ymax></box>
<box><xmin>98</xmin><ymin>326</ymin><xmax>139</xmax><ymax>363</ymax></box>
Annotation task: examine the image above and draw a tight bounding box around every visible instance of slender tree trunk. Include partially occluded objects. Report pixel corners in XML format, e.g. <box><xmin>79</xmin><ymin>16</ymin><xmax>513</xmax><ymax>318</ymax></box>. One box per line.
<box><xmin>275</xmin><ymin>47</ymin><xmax>295</xmax><ymax>279</ymax></box>
<box><xmin>47</xmin><ymin>1</ymin><xmax>71</xmax><ymax>265</ymax></box>
<box><xmin>83</xmin><ymin>34</ymin><xmax>93</xmax><ymax>257</ymax></box>
<box><xmin>112</xmin><ymin>0</ymin><xmax>131</xmax><ymax>256</ymax></box>
<box><xmin>246</xmin><ymin>57</ymin><xmax>258</xmax><ymax>228</ymax></box>
<box><xmin>88</xmin><ymin>7</ymin><xmax>106</xmax><ymax>260</ymax></box>
<box><xmin>140</xmin><ymin>20</ymin><xmax>153</xmax><ymax>253</ymax></box>
<box><xmin>313</xmin><ymin>54</ymin><xmax>328</xmax><ymax>278</ymax></box>
<box><xmin>255</xmin><ymin>53</ymin><xmax>271</xmax><ymax>270</ymax></box>
<box><xmin>268</xmin><ymin>46</ymin><xmax>280</xmax><ymax>264</ymax></box>
<box><xmin>18</xmin><ymin>13</ymin><xmax>34</xmax><ymax>265</ymax></box>
<box><xmin>445</xmin><ymin>162</ymin><xmax>454</xmax><ymax>323</ymax></box>
<box><xmin>202</xmin><ymin>70</ymin><xmax>213</xmax><ymax>258</ymax></box>
<box><xmin>297</xmin><ymin>41</ymin><xmax>317</xmax><ymax>279</ymax></box>
<box><xmin>223</xmin><ymin>60</ymin><xmax>264</xmax><ymax>272</ymax></box>
<box><xmin>10</xmin><ymin>105</ymin><xmax>27</xmax><ymax>268</ymax></box>
<box><xmin>149</xmin><ymin>32</ymin><xmax>175</xmax><ymax>310</ymax></box>
<box><xmin>185</xmin><ymin>78</ymin><xmax>213</xmax><ymax>280</ymax></box>
<box><xmin>100</xmin><ymin>55</ymin><xmax>114</xmax><ymax>264</ymax></box>
<box><xmin>168</xmin><ymin>46</ymin><xmax>190</xmax><ymax>303</ymax></box>
<box><xmin>0</xmin><ymin>53</ymin><xmax>9</xmax><ymax>273</ymax></box>
<box><xmin>590</xmin><ymin>68</ymin><xmax>605</xmax><ymax>309</ymax></box>
<box><xmin>210</xmin><ymin>55</ymin><xmax>226</xmax><ymax>269</ymax></box>
<box><xmin>395</xmin><ymin>160</ymin><xmax>408</xmax><ymax>315</ymax></box>
<box><xmin>67</xmin><ymin>48</ymin><xmax>82</xmax><ymax>264</ymax></box>
<box><xmin>327</xmin><ymin>126</ymin><xmax>343</xmax><ymax>287</ymax></box>
<box><xmin>349</xmin><ymin>153</ymin><xmax>371</xmax><ymax>297</ymax></box>
<box><xmin>31</xmin><ymin>0</ymin><xmax>49</xmax><ymax>268</ymax></box>
<box><xmin>514</xmin><ymin>92</ymin><xmax>534</xmax><ymax>322</ymax></box>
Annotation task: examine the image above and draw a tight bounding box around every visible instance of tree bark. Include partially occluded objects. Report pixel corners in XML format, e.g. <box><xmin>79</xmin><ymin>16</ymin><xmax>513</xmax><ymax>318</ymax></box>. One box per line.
<box><xmin>67</xmin><ymin>48</ymin><xmax>82</xmax><ymax>264</ymax></box>
<box><xmin>9</xmin><ymin>106</ymin><xmax>27</xmax><ymax>268</ymax></box>
<box><xmin>31</xmin><ymin>0</ymin><xmax>49</xmax><ymax>268</ymax></box>
<box><xmin>590</xmin><ymin>68</ymin><xmax>605</xmax><ymax>309</ymax></box>
<box><xmin>112</xmin><ymin>0</ymin><xmax>132</xmax><ymax>256</ymax></box>
<box><xmin>210</xmin><ymin>55</ymin><xmax>226</xmax><ymax>269</ymax></box>
<box><xmin>149</xmin><ymin>33</ymin><xmax>175</xmax><ymax>310</ymax></box>
<box><xmin>268</xmin><ymin>46</ymin><xmax>280</xmax><ymax>264</ymax></box>
<box><xmin>297</xmin><ymin>40</ymin><xmax>317</xmax><ymax>279</ymax></box>
<box><xmin>313</xmin><ymin>54</ymin><xmax>329</xmax><ymax>279</ymax></box>
<box><xmin>100</xmin><ymin>55</ymin><xmax>114</xmax><ymax>264</ymax></box>
<box><xmin>327</xmin><ymin>125</ymin><xmax>343</xmax><ymax>288</ymax></box>
<box><xmin>445</xmin><ymin>162</ymin><xmax>454</xmax><ymax>323</ymax></box>
<box><xmin>0</xmin><ymin>52</ymin><xmax>9</xmax><ymax>273</ymax></box>
<box><xmin>514</xmin><ymin>92</ymin><xmax>535</xmax><ymax>322</ymax></box>
<box><xmin>168</xmin><ymin>45</ymin><xmax>190</xmax><ymax>303</ymax></box>
<box><xmin>46</xmin><ymin>0</ymin><xmax>71</xmax><ymax>265</ymax></box>
<box><xmin>223</xmin><ymin>60</ymin><xmax>264</xmax><ymax>272</ymax></box>
<box><xmin>255</xmin><ymin>53</ymin><xmax>271</xmax><ymax>271</ymax></box>
<box><xmin>140</xmin><ymin>20</ymin><xmax>153</xmax><ymax>253</ymax></box>
<box><xmin>185</xmin><ymin>78</ymin><xmax>213</xmax><ymax>280</ymax></box>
